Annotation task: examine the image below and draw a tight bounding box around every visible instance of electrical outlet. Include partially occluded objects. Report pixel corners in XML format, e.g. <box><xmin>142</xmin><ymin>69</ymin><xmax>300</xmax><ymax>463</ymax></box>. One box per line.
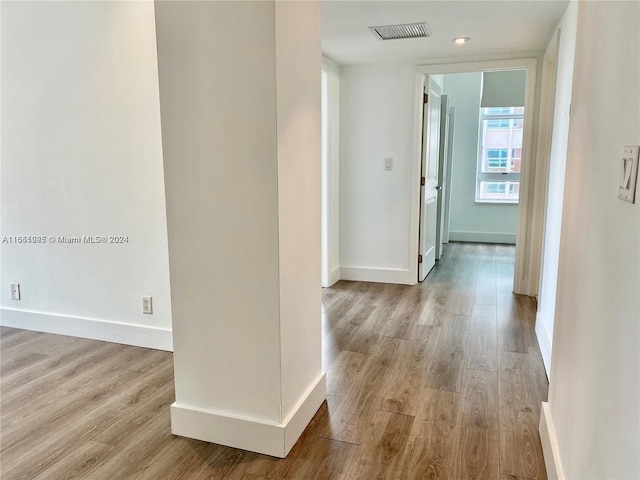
<box><xmin>10</xmin><ymin>283</ymin><xmax>20</xmax><ymax>300</ymax></box>
<box><xmin>142</xmin><ymin>296</ymin><xmax>153</xmax><ymax>314</ymax></box>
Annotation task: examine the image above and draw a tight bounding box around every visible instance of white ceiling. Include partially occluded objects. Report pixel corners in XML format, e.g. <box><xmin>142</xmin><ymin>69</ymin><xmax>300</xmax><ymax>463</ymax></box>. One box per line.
<box><xmin>322</xmin><ymin>0</ymin><xmax>569</xmax><ymax>65</ymax></box>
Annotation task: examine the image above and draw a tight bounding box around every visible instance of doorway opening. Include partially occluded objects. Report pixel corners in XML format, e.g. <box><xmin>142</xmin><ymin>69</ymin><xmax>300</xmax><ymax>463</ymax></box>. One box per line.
<box><xmin>412</xmin><ymin>59</ymin><xmax>538</xmax><ymax>295</ymax></box>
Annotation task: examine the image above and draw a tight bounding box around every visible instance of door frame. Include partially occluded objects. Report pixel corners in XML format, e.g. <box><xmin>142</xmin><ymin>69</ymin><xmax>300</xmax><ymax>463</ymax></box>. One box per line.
<box><xmin>321</xmin><ymin>56</ymin><xmax>341</xmax><ymax>288</ymax></box>
<box><xmin>408</xmin><ymin>58</ymin><xmax>539</xmax><ymax>295</ymax></box>
<box><xmin>442</xmin><ymin>106</ymin><xmax>456</xmax><ymax>245</ymax></box>
<box><xmin>435</xmin><ymin>94</ymin><xmax>451</xmax><ymax>261</ymax></box>
<box><xmin>418</xmin><ymin>76</ymin><xmax>442</xmax><ymax>281</ymax></box>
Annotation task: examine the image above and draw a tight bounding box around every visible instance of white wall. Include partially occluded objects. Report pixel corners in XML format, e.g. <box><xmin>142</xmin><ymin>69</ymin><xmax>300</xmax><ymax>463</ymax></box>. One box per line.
<box><xmin>156</xmin><ymin>0</ymin><xmax>324</xmax><ymax>457</ymax></box>
<box><xmin>430</xmin><ymin>74</ymin><xmax>444</xmax><ymax>89</ymax></box>
<box><xmin>0</xmin><ymin>1</ymin><xmax>172</xmax><ymax>350</ymax></box>
<box><xmin>321</xmin><ymin>56</ymin><xmax>340</xmax><ymax>287</ymax></box>
<box><xmin>535</xmin><ymin>1</ymin><xmax>578</xmax><ymax>377</ymax></box>
<box><xmin>339</xmin><ymin>64</ymin><xmax>416</xmax><ymax>284</ymax></box>
<box><xmin>157</xmin><ymin>0</ymin><xmax>281</xmax><ymax>423</ymax></box>
<box><xmin>540</xmin><ymin>1</ymin><xmax>639</xmax><ymax>478</ymax></box>
<box><xmin>274</xmin><ymin>0</ymin><xmax>324</xmax><ymax>431</ymax></box>
<box><xmin>443</xmin><ymin>72</ymin><xmax>519</xmax><ymax>244</ymax></box>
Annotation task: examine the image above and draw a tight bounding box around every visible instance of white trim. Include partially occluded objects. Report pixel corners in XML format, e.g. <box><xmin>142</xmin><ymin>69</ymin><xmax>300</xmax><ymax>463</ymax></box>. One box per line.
<box><xmin>535</xmin><ymin>311</ymin><xmax>553</xmax><ymax>378</ymax></box>
<box><xmin>327</xmin><ymin>266</ymin><xmax>340</xmax><ymax>287</ymax></box>
<box><xmin>321</xmin><ymin>68</ymin><xmax>330</xmax><ymax>288</ymax></box>
<box><xmin>321</xmin><ymin>54</ymin><xmax>339</xmax><ymax>72</ymax></box>
<box><xmin>171</xmin><ymin>372</ymin><xmax>326</xmax><ymax>458</ymax></box>
<box><xmin>448</xmin><ymin>231</ymin><xmax>516</xmax><ymax>244</ymax></box>
<box><xmin>442</xmin><ymin>107</ymin><xmax>456</xmax><ymax>244</ymax></box>
<box><xmin>528</xmin><ymin>29</ymin><xmax>558</xmax><ymax>300</ymax></box>
<box><xmin>410</xmin><ymin>58</ymin><xmax>539</xmax><ymax>296</ymax></box>
<box><xmin>282</xmin><ymin>373</ymin><xmax>327</xmax><ymax>454</ymax></box>
<box><xmin>408</xmin><ymin>71</ymin><xmax>426</xmax><ymax>285</ymax></box>
<box><xmin>414</xmin><ymin>51</ymin><xmax>544</xmax><ymax>68</ymax></box>
<box><xmin>515</xmin><ymin>59</ymin><xmax>539</xmax><ymax>295</ymax></box>
<box><xmin>0</xmin><ymin>308</ymin><xmax>173</xmax><ymax>351</ymax></box>
<box><xmin>321</xmin><ymin>55</ymin><xmax>341</xmax><ymax>290</ymax></box>
<box><xmin>415</xmin><ymin>58</ymin><xmax>537</xmax><ymax>76</ymax></box>
<box><xmin>340</xmin><ymin>266</ymin><xmax>412</xmax><ymax>285</ymax></box>
<box><xmin>539</xmin><ymin>401</ymin><xmax>565</xmax><ymax>480</ymax></box>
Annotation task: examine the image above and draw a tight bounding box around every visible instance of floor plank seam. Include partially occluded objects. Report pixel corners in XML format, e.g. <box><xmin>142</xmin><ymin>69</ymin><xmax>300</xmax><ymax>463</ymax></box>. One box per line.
<box><xmin>376</xmin><ymin>409</ymin><xmax>416</xmax><ymax>418</ymax></box>
<box><xmin>316</xmin><ymin>436</ymin><xmax>360</xmax><ymax>446</ymax></box>
<box><xmin>464</xmin><ymin>366</ymin><xmax>498</xmax><ymax>373</ymax></box>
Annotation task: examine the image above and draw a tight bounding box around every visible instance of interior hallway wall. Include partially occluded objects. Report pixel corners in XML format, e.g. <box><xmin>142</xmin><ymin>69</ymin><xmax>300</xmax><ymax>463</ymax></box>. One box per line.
<box><xmin>541</xmin><ymin>1</ymin><xmax>639</xmax><ymax>478</ymax></box>
<box><xmin>339</xmin><ymin>64</ymin><xmax>416</xmax><ymax>284</ymax></box>
<box><xmin>0</xmin><ymin>1</ymin><xmax>172</xmax><ymax>349</ymax></box>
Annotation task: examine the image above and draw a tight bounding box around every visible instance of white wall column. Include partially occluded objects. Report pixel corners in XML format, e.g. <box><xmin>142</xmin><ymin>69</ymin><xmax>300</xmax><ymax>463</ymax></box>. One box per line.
<box><xmin>154</xmin><ymin>0</ymin><xmax>324</xmax><ymax>458</ymax></box>
<box><xmin>535</xmin><ymin>0</ymin><xmax>578</xmax><ymax>378</ymax></box>
<box><xmin>321</xmin><ymin>56</ymin><xmax>341</xmax><ymax>288</ymax></box>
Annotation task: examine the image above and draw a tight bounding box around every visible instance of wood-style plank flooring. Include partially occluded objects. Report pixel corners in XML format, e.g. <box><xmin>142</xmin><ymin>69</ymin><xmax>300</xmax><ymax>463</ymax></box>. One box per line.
<box><xmin>0</xmin><ymin>243</ymin><xmax>548</xmax><ymax>479</ymax></box>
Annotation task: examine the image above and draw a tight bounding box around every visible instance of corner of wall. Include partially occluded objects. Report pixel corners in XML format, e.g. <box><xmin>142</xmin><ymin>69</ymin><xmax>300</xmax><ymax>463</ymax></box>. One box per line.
<box><xmin>535</xmin><ymin>310</ymin><xmax>553</xmax><ymax>377</ymax></box>
<box><xmin>539</xmin><ymin>401</ymin><xmax>565</xmax><ymax>479</ymax></box>
<box><xmin>170</xmin><ymin>372</ymin><xmax>326</xmax><ymax>458</ymax></box>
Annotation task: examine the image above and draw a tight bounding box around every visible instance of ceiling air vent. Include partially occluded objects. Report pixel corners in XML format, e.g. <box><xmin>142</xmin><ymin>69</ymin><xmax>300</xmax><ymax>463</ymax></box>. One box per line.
<box><xmin>369</xmin><ymin>22</ymin><xmax>431</xmax><ymax>41</ymax></box>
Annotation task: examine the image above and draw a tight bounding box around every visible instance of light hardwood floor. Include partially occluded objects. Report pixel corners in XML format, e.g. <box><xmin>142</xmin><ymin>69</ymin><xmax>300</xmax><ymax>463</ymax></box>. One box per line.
<box><xmin>0</xmin><ymin>243</ymin><xmax>548</xmax><ymax>479</ymax></box>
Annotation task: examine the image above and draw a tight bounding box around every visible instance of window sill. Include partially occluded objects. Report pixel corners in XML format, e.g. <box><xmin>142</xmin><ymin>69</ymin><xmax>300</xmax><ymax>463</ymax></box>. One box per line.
<box><xmin>475</xmin><ymin>200</ymin><xmax>519</xmax><ymax>205</ymax></box>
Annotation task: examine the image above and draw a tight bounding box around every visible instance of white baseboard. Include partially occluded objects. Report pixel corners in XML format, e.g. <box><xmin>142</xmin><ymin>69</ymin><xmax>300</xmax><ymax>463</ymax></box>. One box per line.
<box><xmin>449</xmin><ymin>231</ymin><xmax>517</xmax><ymax>244</ymax></box>
<box><xmin>340</xmin><ymin>266</ymin><xmax>412</xmax><ymax>285</ymax></box>
<box><xmin>282</xmin><ymin>373</ymin><xmax>327</xmax><ymax>454</ymax></box>
<box><xmin>535</xmin><ymin>311</ymin><xmax>553</xmax><ymax>379</ymax></box>
<box><xmin>0</xmin><ymin>308</ymin><xmax>173</xmax><ymax>351</ymax></box>
<box><xmin>328</xmin><ymin>266</ymin><xmax>340</xmax><ymax>287</ymax></box>
<box><xmin>171</xmin><ymin>372</ymin><xmax>326</xmax><ymax>458</ymax></box>
<box><xmin>539</xmin><ymin>401</ymin><xmax>565</xmax><ymax>479</ymax></box>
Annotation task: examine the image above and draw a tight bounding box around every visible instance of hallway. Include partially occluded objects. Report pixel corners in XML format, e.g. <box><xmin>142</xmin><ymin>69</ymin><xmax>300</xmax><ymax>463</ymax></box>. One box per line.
<box><xmin>0</xmin><ymin>243</ymin><xmax>548</xmax><ymax>479</ymax></box>
<box><xmin>320</xmin><ymin>242</ymin><xmax>548</xmax><ymax>478</ymax></box>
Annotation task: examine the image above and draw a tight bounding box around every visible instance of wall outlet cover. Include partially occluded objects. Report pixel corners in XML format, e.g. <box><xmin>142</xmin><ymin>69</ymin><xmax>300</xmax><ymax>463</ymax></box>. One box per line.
<box><xmin>10</xmin><ymin>283</ymin><xmax>21</xmax><ymax>300</ymax></box>
<box><xmin>142</xmin><ymin>296</ymin><xmax>153</xmax><ymax>314</ymax></box>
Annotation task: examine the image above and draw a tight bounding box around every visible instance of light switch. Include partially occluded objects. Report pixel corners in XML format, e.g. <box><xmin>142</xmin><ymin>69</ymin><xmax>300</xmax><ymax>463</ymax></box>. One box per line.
<box><xmin>384</xmin><ymin>158</ymin><xmax>393</xmax><ymax>171</ymax></box>
<box><xmin>617</xmin><ymin>145</ymin><xmax>639</xmax><ymax>204</ymax></box>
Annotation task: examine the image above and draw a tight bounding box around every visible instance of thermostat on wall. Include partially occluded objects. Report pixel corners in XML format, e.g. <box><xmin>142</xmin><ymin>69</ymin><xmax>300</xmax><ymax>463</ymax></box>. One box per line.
<box><xmin>617</xmin><ymin>145</ymin><xmax>639</xmax><ymax>204</ymax></box>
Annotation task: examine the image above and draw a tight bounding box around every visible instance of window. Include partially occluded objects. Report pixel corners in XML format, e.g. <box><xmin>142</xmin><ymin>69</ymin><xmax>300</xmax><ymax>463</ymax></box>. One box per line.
<box><xmin>487</xmin><ymin>149</ymin><xmax>508</xmax><ymax>168</ymax></box>
<box><xmin>479</xmin><ymin>181</ymin><xmax>520</xmax><ymax>201</ymax></box>
<box><xmin>486</xmin><ymin>119</ymin><xmax>510</xmax><ymax>129</ymax></box>
<box><xmin>485</xmin><ymin>107</ymin><xmax>513</xmax><ymax>115</ymax></box>
<box><xmin>476</xmin><ymin>106</ymin><xmax>524</xmax><ymax>203</ymax></box>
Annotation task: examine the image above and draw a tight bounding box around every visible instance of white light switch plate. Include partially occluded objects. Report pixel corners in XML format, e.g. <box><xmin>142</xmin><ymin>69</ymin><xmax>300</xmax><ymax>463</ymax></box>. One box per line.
<box><xmin>617</xmin><ymin>145</ymin><xmax>639</xmax><ymax>204</ymax></box>
<box><xmin>384</xmin><ymin>158</ymin><xmax>393</xmax><ymax>171</ymax></box>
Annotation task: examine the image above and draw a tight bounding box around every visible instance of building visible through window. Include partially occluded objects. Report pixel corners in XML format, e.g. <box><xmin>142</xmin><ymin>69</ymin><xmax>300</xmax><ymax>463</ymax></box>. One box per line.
<box><xmin>476</xmin><ymin>106</ymin><xmax>523</xmax><ymax>203</ymax></box>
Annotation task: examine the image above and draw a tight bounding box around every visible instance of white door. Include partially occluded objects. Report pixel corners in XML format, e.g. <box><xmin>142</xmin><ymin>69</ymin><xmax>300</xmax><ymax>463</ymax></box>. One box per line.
<box><xmin>418</xmin><ymin>77</ymin><xmax>441</xmax><ymax>281</ymax></box>
<box><xmin>435</xmin><ymin>95</ymin><xmax>450</xmax><ymax>260</ymax></box>
<box><xmin>442</xmin><ymin>107</ymin><xmax>455</xmax><ymax>244</ymax></box>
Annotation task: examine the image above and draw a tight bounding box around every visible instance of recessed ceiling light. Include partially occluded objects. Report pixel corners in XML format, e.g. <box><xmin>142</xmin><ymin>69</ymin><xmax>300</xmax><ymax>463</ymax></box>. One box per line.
<box><xmin>453</xmin><ymin>37</ymin><xmax>470</xmax><ymax>45</ymax></box>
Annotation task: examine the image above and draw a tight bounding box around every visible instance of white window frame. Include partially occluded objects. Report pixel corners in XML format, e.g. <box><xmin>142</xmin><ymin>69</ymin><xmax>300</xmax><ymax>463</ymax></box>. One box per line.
<box><xmin>476</xmin><ymin>107</ymin><xmax>524</xmax><ymax>204</ymax></box>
